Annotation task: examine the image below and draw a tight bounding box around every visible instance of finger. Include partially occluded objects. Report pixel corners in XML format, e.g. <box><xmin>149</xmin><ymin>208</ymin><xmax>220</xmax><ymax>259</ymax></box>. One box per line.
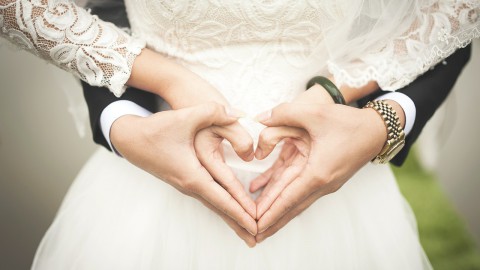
<box><xmin>219</xmin><ymin>211</ymin><xmax>257</xmax><ymax>248</ymax></box>
<box><xmin>193</xmin><ymin>169</ymin><xmax>258</xmax><ymax>235</ymax></box>
<box><xmin>257</xmin><ymin>172</ymin><xmax>317</xmax><ymax>233</ymax></box>
<box><xmin>256</xmin><ymin>163</ymin><xmax>303</xmax><ymax>219</ymax></box>
<box><xmin>256</xmin><ymin>127</ymin><xmax>306</xmax><ymax>160</ymax></box>
<box><xmin>212</xmin><ymin>122</ymin><xmax>255</xmax><ymax>161</ymax></box>
<box><xmin>195</xmin><ymin>196</ymin><xmax>256</xmax><ymax>247</ymax></box>
<box><xmin>249</xmin><ymin>160</ymin><xmax>280</xmax><ymax>193</ymax></box>
<box><xmin>198</xmin><ymin>150</ymin><xmax>257</xmax><ymax>218</ymax></box>
<box><xmin>256</xmin><ymin>191</ymin><xmax>321</xmax><ymax>244</ymax></box>
<box><xmin>255</xmin><ymin>102</ymin><xmax>317</xmax><ymax>128</ymax></box>
<box><xmin>185</xmin><ymin>102</ymin><xmax>239</xmax><ymax>131</ymax></box>
<box><xmin>251</xmin><ymin>147</ymin><xmax>291</xmax><ymax>194</ymax></box>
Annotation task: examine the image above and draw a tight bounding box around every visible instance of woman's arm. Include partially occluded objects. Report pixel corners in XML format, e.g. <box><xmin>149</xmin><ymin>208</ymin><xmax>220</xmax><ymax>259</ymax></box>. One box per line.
<box><xmin>126</xmin><ymin>49</ymin><xmax>229</xmax><ymax>108</ymax></box>
<box><xmin>0</xmin><ymin>0</ymin><xmax>144</xmax><ymax>96</ymax></box>
<box><xmin>0</xmin><ymin>0</ymin><xmax>225</xmax><ymax>109</ymax></box>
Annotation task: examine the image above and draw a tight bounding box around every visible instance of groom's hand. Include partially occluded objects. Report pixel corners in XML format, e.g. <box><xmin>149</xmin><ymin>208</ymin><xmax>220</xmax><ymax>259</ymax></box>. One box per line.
<box><xmin>110</xmin><ymin>103</ymin><xmax>258</xmax><ymax>247</ymax></box>
<box><xmin>253</xmin><ymin>103</ymin><xmax>387</xmax><ymax>242</ymax></box>
<box><xmin>250</xmin><ymin>85</ymin><xmax>406</xmax><ymax>243</ymax></box>
<box><xmin>194</xmin><ymin>120</ymin><xmax>256</xmax><ymax>218</ymax></box>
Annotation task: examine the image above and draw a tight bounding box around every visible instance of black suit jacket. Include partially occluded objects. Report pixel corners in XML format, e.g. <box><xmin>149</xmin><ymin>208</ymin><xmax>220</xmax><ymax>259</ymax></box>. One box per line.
<box><xmin>82</xmin><ymin>0</ymin><xmax>472</xmax><ymax>166</ymax></box>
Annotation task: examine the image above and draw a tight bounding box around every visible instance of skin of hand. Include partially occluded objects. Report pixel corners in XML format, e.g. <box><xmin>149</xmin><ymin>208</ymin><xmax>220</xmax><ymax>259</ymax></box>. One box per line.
<box><xmin>110</xmin><ymin>103</ymin><xmax>258</xmax><ymax>247</ymax></box>
<box><xmin>250</xmin><ymin>84</ymin><xmax>406</xmax><ymax>243</ymax></box>
<box><xmin>126</xmin><ymin>50</ymin><xmax>259</xmax><ymax>245</ymax></box>
<box><xmin>127</xmin><ymin>49</ymin><xmax>229</xmax><ymax>109</ymax></box>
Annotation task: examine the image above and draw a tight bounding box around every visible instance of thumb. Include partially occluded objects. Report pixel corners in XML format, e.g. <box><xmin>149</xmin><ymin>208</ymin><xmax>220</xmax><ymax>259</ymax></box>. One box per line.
<box><xmin>255</xmin><ymin>126</ymin><xmax>307</xmax><ymax>160</ymax></box>
<box><xmin>185</xmin><ymin>102</ymin><xmax>242</xmax><ymax>131</ymax></box>
<box><xmin>254</xmin><ymin>102</ymin><xmax>314</xmax><ymax>128</ymax></box>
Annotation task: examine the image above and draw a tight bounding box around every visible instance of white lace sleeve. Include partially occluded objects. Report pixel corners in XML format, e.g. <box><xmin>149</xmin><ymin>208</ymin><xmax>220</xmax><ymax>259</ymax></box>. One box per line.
<box><xmin>0</xmin><ymin>0</ymin><xmax>145</xmax><ymax>97</ymax></box>
<box><xmin>327</xmin><ymin>0</ymin><xmax>480</xmax><ymax>91</ymax></box>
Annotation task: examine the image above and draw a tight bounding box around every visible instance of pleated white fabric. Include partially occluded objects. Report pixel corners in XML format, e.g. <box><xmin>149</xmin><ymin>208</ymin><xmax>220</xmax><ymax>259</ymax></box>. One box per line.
<box><xmin>32</xmin><ymin>146</ymin><xmax>431</xmax><ymax>270</ymax></box>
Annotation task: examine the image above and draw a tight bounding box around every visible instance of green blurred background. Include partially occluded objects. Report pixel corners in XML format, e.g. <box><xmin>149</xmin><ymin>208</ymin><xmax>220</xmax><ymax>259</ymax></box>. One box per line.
<box><xmin>394</xmin><ymin>152</ymin><xmax>480</xmax><ymax>269</ymax></box>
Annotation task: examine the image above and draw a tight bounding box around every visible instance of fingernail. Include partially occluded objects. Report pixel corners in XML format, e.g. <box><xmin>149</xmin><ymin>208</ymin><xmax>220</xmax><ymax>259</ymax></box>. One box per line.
<box><xmin>225</xmin><ymin>107</ymin><xmax>247</xmax><ymax>118</ymax></box>
<box><xmin>256</xmin><ymin>235</ymin><xmax>265</xmax><ymax>244</ymax></box>
<box><xmin>247</xmin><ymin>151</ymin><xmax>255</xmax><ymax>161</ymax></box>
<box><xmin>256</xmin><ymin>203</ymin><xmax>266</xmax><ymax>220</ymax></box>
<box><xmin>254</xmin><ymin>110</ymin><xmax>272</xmax><ymax>122</ymax></box>
<box><xmin>257</xmin><ymin>223</ymin><xmax>268</xmax><ymax>234</ymax></box>
<box><xmin>255</xmin><ymin>148</ymin><xmax>263</xmax><ymax>160</ymax></box>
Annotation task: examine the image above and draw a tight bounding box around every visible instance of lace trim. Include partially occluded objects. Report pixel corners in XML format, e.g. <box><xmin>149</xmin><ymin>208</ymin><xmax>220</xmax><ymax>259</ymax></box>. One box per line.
<box><xmin>328</xmin><ymin>24</ymin><xmax>479</xmax><ymax>91</ymax></box>
<box><xmin>0</xmin><ymin>0</ymin><xmax>146</xmax><ymax>97</ymax></box>
<box><xmin>328</xmin><ymin>1</ymin><xmax>480</xmax><ymax>91</ymax></box>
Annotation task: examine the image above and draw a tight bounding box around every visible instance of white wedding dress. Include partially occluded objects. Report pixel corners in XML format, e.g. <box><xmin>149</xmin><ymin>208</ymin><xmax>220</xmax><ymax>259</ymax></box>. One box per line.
<box><xmin>1</xmin><ymin>0</ymin><xmax>479</xmax><ymax>269</ymax></box>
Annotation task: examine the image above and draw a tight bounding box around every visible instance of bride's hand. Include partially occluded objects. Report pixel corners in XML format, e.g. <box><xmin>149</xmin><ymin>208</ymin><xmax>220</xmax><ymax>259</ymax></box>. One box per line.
<box><xmin>110</xmin><ymin>102</ymin><xmax>258</xmax><ymax>247</ymax></box>
<box><xmin>128</xmin><ymin>56</ymin><xmax>261</xmax><ymax>245</ymax></box>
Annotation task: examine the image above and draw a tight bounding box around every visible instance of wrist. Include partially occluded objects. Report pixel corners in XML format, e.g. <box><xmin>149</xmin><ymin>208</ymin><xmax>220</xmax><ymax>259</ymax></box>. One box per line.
<box><xmin>110</xmin><ymin>114</ymin><xmax>145</xmax><ymax>155</ymax></box>
<box><xmin>375</xmin><ymin>92</ymin><xmax>415</xmax><ymax>136</ymax></box>
<box><xmin>362</xmin><ymin>108</ymin><xmax>389</xmax><ymax>158</ymax></box>
<box><xmin>328</xmin><ymin>76</ymin><xmax>379</xmax><ymax>104</ymax></box>
<box><xmin>129</xmin><ymin>49</ymin><xmax>228</xmax><ymax>109</ymax></box>
<box><xmin>306</xmin><ymin>76</ymin><xmax>345</xmax><ymax>104</ymax></box>
<box><xmin>382</xmin><ymin>100</ymin><xmax>406</xmax><ymax>129</ymax></box>
<box><xmin>297</xmin><ymin>84</ymin><xmax>336</xmax><ymax>104</ymax></box>
<box><xmin>363</xmin><ymin>100</ymin><xmax>406</xmax><ymax>164</ymax></box>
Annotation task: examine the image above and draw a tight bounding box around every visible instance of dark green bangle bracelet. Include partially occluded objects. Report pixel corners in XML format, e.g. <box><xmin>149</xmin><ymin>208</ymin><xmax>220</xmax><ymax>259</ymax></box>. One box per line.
<box><xmin>306</xmin><ymin>76</ymin><xmax>346</xmax><ymax>105</ymax></box>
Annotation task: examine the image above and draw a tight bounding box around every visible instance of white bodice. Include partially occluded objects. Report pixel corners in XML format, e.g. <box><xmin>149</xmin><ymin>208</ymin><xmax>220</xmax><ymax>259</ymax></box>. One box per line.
<box><xmin>124</xmin><ymin>0</ymin><xmax>480</xmax><ymax>96</ymax></box>
<box><xmin>125</xmin><ymin>0</ymin><xmax>331</xmax><ymax>117</ymax></box>
<box><xmin>1</xmin><ymin>0</ymin><xmax>479</xmax><ymax>99</ymax></box>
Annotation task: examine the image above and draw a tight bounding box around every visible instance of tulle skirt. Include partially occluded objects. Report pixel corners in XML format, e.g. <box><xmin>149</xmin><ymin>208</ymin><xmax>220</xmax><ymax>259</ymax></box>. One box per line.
<box><xmin>32</xmin><ymin>147</ymin><xmax>432</xmax><ymax>269</ymax></box>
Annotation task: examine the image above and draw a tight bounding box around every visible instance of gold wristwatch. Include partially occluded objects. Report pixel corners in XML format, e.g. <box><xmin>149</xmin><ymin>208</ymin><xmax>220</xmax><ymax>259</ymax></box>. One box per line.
<box><xmin>364</xmin><ymin>100</ymin><xmax>405</xmax><ymax>164</ymax></box>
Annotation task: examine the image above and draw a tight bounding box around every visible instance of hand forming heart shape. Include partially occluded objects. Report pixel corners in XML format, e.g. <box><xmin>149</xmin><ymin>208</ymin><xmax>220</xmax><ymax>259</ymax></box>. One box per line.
<box><xmin>196</xmin><ymin>84</ymin><xmax>391</xmax><ymax>245</ymax></box>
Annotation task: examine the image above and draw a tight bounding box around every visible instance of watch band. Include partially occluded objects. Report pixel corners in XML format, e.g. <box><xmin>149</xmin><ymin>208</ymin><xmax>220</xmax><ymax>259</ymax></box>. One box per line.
<box><xmin>364</xmin><ymin>100</ymin><xmax>406</xmax><ymax>164</ymax></box>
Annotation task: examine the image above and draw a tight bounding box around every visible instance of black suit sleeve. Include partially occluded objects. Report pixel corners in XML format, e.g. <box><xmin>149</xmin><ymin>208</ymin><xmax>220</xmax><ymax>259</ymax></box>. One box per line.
<box><xmin>82</xmin><ymin>0</ymin><xmax>158</xmax><ymax>150</ymax></box>
<box><xmin>358</xmin><ymin>44</ymin><xmax>472</xmax><ymax>166</ymax></box>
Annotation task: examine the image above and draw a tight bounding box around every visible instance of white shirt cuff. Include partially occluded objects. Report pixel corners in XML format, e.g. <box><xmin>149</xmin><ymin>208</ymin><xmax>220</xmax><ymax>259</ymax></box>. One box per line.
<box><xmin>100</xmin><ymin>100</ymin><xmax>153</xmax><ymax>155</ymax></box>
<box><xmin>375</xmin><ymin>92</ymin><xmax>416</xmax><ymax>136</ymax></box>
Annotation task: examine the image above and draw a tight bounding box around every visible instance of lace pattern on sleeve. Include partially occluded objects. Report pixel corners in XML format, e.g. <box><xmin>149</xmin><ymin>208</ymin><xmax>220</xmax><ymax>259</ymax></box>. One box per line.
<box><xmin>328</xmin><ymin>1</ymin><xmax>480</xmax><ymax>91</ymax></box>
<box><xmin>0</xmin><ymin>0</ymin><xmax>146</xmax><ymax>96</ymax></box>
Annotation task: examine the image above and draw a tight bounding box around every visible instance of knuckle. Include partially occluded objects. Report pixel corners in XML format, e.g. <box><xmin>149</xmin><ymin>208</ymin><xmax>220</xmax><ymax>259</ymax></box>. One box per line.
<box><xmin>309</xmin><ymin>105</ymin><xmax>325</xmax><ymax>118</ymax></box>
<box><xmin>277</xmin><ymin>102</ymin><xmax>291</xmax><ymax>112</ymax></box>
<box><xmin>180</xmin><ymin>178</ymin><xmax>198</xmax><ymax>192</ymax></box>
<box><xmin>310</xmin><ymin>170</ymin><xmax>332</xmax><ymax>190</ymax></box>
<box><xmin>175</xmin><ymin>110</ymin><xmax>192</xmax><ymax>125</ymax></box>
<box><xmin>310</xmin><ymin>171</ymin><xmax>331</xmax><ymax>189</ymax></box>
<box><xmin>235</xmin><ymin>136</ymin><xmax>254</xmax><ymax>153</ymax></box>
<box><xmin>277</xmin><ymin>192</ymin><xmax>294</xmax><ymax>214</ymax></box>
<box><xmin>195</xmin><ymin>102</ymin><xmax>220</xmax><ymax>119</ymax></box>
<box><xmin>209</xmin><ymin>102</ymin><xmax>225</xmax><ymax>117</ymax></box>
<box><xmin>259</xmin><ymin>129</ymin><xmax>276</xmax><ymax>147</ymax></box>
<box><xmin>208</xmin><ymin>125</ymin><xmax>222</xmax><ymax>136</ymax></box>
<box><xmin>328</xmin><ymin>180</ymin><xmax>344</xmax><ymax>194</ymax></box>
<box><xmin>201</xmin><ymin>102</ymin><xmax>218</xmax><ymax>116</ymax></box>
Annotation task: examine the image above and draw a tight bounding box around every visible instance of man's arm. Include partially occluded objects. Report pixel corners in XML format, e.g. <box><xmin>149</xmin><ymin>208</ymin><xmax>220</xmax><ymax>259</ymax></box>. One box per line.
<box><xmin>82</xmin><ymin>82</ymin><xmax>157</xmax><ymax>150</ymax></box>
<box><xmin>358</xmin><ymin>44</ymin><xmax>472</xmax><ymax>166</ymax></box>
